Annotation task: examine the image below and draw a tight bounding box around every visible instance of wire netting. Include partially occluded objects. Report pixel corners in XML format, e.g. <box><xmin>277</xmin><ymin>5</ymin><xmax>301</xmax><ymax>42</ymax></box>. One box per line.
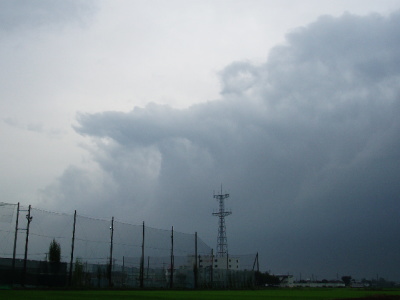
<box><xmin>0</xmin><ymin>203</ymin><xmax>257</xmax><ymax>288</ymax></box>
<box><xmin>0</xmin><ymin>203</ymin><xmax>17</xmax><ymax>257</ymax></box>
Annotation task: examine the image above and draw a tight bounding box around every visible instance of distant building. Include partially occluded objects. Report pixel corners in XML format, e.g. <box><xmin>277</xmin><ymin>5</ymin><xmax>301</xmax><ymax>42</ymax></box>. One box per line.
<box><xmin>276</xmin><ymin>275</ymin><xmax>295</xmax><ymax>287</ymax></box>
<box><xmin>196</xmin><ymin>255</ymin><xmax>240</xmax><ymax>270</ymax></box>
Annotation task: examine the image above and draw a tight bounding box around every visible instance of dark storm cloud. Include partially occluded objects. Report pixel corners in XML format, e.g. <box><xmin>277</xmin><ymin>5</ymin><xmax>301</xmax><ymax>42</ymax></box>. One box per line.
<box><xmin>56</xmin><ymin>11</ymin><xmax>400</xmax><ymax>279</ymax></box>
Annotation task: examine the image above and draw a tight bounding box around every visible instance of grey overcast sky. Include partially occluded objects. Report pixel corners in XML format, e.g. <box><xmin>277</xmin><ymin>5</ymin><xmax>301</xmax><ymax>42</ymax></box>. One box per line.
<box><xmin>1</xmin><ymin>0</ymin><xmax>400</xmax><ymax>280</ymax></box>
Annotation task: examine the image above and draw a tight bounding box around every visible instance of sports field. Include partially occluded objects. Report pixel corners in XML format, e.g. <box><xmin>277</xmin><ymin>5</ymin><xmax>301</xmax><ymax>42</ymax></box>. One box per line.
<box><xmin>1</xmin><ymin>289</ymin><xmax>400</xmax><ymax>300</ymax></box>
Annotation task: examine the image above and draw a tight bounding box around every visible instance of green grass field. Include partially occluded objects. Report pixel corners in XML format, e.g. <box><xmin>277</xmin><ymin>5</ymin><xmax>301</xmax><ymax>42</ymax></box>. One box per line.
<box><xmin>1</xmin><ymin>289</ymin><xmax>400</xmax><ymax>300</ymax></box>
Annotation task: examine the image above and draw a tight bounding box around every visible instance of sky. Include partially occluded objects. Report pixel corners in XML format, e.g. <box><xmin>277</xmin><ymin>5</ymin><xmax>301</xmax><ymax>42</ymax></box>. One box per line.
<box><xmin>1</xmin><ymin>0</ymin><xmax>400</xmax><ymax>281</ymax></box>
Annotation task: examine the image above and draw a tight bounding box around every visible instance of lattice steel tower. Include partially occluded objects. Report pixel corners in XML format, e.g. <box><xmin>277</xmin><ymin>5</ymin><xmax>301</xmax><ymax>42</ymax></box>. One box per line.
<box><xmin>212</xmin><ymin>188</ymin><xmax>232</xmax><ymax>257</ymax></box>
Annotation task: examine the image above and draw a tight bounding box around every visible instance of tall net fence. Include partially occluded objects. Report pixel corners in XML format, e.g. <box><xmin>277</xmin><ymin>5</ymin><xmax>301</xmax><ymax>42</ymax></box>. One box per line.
<box><xmin>0</xmin><ymin>203</ymin><xmax>17</xmax><ymax>261</ymax></box>
<box><xmin>0</xmin><ymin>203</ymin><xmax>257</xmax><ymax>289</ymax></box>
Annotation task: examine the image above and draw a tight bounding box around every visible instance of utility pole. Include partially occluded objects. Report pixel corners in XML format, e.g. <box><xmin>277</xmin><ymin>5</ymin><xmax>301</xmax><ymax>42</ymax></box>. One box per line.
<box><xmin>212</xmin><ymin>186</ymin><xmax>232</xmax><ymax>257</ymax></box>
<box><xmin>22</xmin><ymin>205</ymin><xmax>33</xmax><ymax>286</ymax></box>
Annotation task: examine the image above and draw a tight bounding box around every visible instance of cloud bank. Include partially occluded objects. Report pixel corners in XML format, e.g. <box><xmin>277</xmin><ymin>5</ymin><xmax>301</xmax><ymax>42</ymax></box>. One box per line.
<box><xmin>43</xmin><ymin>11</ymin><xmax>400</xmax><ymax>280</ymax></box>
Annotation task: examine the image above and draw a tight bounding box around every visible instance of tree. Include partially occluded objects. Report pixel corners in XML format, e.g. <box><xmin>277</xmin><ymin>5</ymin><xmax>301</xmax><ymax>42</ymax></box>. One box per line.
<box><xmin>48</xmin><ymin>239</ymin><xmax>61</xmax><ymax>263</ymax></box>
<box><xmin>341</xmin><ymin>276</ymin><xmax>352</xmax><ymax>286</ymax></box>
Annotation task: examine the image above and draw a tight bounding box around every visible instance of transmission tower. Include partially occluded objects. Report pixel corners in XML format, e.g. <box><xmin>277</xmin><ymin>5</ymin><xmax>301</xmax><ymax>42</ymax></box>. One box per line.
<box><xmin>212</xmin><ymin>188</ymin><xmax>232</xmax><ymax>257</ymax></box>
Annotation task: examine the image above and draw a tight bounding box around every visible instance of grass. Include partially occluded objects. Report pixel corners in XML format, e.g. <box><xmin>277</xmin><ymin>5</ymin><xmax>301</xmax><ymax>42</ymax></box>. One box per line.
<box><xmin>1</xmin><ymin>288</ymin><xmax>400</xmax><ymax>300</ymax></box>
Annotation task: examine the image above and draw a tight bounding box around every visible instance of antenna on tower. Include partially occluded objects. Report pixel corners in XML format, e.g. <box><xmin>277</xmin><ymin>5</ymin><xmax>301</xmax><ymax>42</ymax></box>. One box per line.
<box><xmin>212</xmin><ymin>186</ymin><xmax>232</xmax><ymax>257</ymax></box>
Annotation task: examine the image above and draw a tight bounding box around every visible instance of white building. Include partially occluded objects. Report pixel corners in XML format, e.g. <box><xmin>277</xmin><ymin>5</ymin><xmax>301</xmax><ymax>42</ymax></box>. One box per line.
<box><xmin>197</xmin><ymin>255</ymin><xmax>240</xmax><ymax>270</ymax></box>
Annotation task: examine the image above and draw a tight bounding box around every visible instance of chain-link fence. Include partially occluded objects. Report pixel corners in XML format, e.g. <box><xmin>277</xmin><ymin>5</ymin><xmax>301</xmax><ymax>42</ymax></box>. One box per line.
<box><xmin>0</xmin><ymin>202</ymin><xmax>257</xmax><ymax>288</ymax></box>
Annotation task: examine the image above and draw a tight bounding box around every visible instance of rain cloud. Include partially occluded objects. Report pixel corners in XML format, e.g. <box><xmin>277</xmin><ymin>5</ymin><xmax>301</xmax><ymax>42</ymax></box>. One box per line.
<box><xmin>43</xmin><ymin>11</ymin><xmax>400</xmax><ymax>280</ymax></box>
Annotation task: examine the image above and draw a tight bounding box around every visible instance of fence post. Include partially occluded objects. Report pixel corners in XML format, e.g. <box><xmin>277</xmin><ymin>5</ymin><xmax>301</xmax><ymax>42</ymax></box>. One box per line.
<box><xmin>210</xmin><ymin>248</ymin><xmax>214</xmax><ymax>288</ymax></box>
<box><xmin>194</xmin><ymin>232</ymin><xmax>198</xmax><ymax>289</ymax></box>
<box><xmin>122</xmin><ymin>256</ymin><xmax>125</xmax><ymax>286</ymax></box>
<box><xmin>11</xmin><ymin>202</ymin><xmax>20</xmax><ymax>286</ymax></box>
<box><xmin>257</xmin><ymin>252</ymin><xmax>259</xmax><ymax>272</ymax></box>
<box><xmin>252</xmin><ymin>252</ymin><xmax>259</xmax><ymax>272</ymax></box>
<box><xmin>22</xmin><ymin>205</ymin><xmax>33</xmax><ymax>287</ymax></box>
<box><xmin>140</xmin><ymin>221</ymin><xmax>145</xmax><ymax>288</ymax></box>
<box><xmin>109</xmin><ymin>216</ymin><xmax>114</xmax><ymax>287</ymax></box>
<box><xmin>170</xmin><ymin>226</ymin><xmax>174</xmax><ymax>288</ymax></box>
<box><xmin>69</xmin><ymin>210</ymin><xmax>77</xmax><ymax>286</ymax></box>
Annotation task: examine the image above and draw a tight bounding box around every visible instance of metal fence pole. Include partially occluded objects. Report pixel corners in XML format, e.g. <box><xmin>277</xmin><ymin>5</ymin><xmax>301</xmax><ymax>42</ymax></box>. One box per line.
<box><xmin>170</xmin><ymin>226</ymin><xmax>174</xmax><ymax>288</ymax></box>
<box><xmin>210</xmin><ymin>248</ymin><xmax>214</xmax><ymax>288</ymax></box>
<box><xmin>22</xmin><ymin>205</ymin><xmax>33</xmax><ymax>286</ymax></box>
<box><xmin>140</xmin><ymin>221</ymin><xmax>145</xmax><ymax>288</ymax></box>
<box><xmin>109</xmin><ymin>216</ymin><xmax>114</xmax><ymax>287</ymax></box>
<box><xmin>69</xmin><ymin>210</ymin><xmax>77</xmax><ymax>286</ymax></box>
<box><xmin>122</xmin><ymin>256</ymin><xmax>125</xmax><ymax>286</ymax></box>
<box><xmin>194</xmin><ymin>231</ymin><xmax>198</xmax><ymax>289</ymax></box>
